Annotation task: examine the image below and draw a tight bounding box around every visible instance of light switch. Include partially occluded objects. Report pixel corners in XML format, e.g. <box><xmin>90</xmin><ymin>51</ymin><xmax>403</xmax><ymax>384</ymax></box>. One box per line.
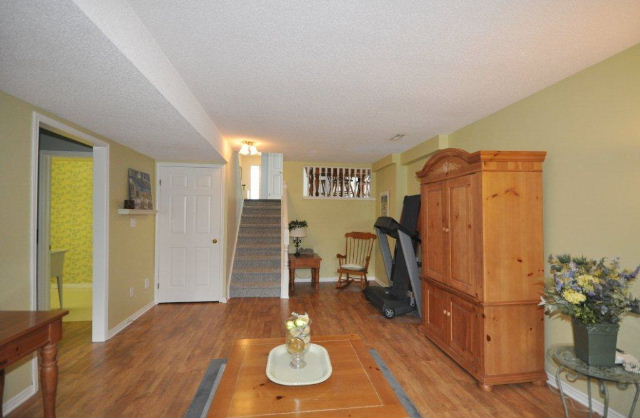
<box><xmin>130</xmin><ymin>217</ymin><xmax>137</xmax><ymax>227</ymax></box>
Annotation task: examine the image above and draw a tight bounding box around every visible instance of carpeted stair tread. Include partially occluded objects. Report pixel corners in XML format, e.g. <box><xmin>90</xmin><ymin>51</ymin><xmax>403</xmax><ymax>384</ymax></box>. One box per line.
<box><xmin>235</xmin><ymin>254</ymin><xmax>282</xmax><ymax>260</ymax></box>
<box><xmin>233</xmin><ymin>259</ymin><xmax>280</xmax><ymax>269</ymax></box>
<box><xmin>232</xmin><ymin>265</ymin><xmax>280</xmax><ymax>273</ymax></box>
<box><xmin>229</xmin><ymin>287</ymin><xmax>280</xmax><ymax>298</ymax></box>
<box><xmin>240</xmin><ymin>222</ymin><xmax>280</xmax><ymax>232</ymax></box>
<box><xmin>239</xmin><ymin>232</ymin><xmax>280</xmax><ymax>238</ymax></box>
<box><xmin>229</xmin><ymin>200</ymin><xmax>282</xmax><ymax>298</ymax></box>
<box><xmin>230</xmin><ymin>280</ymin><xmax>280</xmax><ymax>288</ymax></box>
<box><xmin>237</xmin><ymin>237</ymin><xmax>280</xmax><ymax>245</ymax></box>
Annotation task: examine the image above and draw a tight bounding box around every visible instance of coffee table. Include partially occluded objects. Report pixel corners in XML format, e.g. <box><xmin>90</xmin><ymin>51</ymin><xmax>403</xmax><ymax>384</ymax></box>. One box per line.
<box><xmin>208</xmin><ymin>334</ymin><xmax>410</xmax><ymax>418</ymax></box>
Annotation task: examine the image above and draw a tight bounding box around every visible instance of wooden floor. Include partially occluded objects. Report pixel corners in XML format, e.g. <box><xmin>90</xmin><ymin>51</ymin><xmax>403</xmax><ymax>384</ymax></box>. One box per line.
<box><xmin>11</xmin><ymin>284</ymin><xmax>580</xmax><ymax>418</ymax></box>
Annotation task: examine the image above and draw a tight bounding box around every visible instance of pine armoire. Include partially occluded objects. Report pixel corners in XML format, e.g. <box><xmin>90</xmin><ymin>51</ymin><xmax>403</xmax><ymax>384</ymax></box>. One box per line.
<box><xmin>417</xmin><ymin>148</ymin><xmax>547</xmax><ymax>391</ymax></box>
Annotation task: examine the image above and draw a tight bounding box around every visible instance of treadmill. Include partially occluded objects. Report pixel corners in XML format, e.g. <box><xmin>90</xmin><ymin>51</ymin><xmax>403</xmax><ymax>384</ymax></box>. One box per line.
<box><xmin>364</xmin><ymin>195</ymin><xmax>422</xmax><ymax>319</ymax></box>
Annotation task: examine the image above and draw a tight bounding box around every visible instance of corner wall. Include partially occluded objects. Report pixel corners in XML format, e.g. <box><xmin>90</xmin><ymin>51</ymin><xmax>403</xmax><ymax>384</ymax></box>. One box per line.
<box><xmin>388</xmin><ymin>43</ymin><xmax>640</xmax><ymax>416</ymax></box>
<box><xmin>284</xmin><ymin>161</ymin><xmax>376</xmax><ymax>280</ymax></box>
<box><xmin>0</xmin><ymin>90</ymin><xmax>156</xmax><ymax>409</ymax></box>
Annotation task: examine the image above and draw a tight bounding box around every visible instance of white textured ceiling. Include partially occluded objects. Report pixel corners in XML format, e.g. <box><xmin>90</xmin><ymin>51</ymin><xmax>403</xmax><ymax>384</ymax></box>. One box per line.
<box><xmin>2</xmin><ymin>1</ymin><xmax>640</xmax><ymax>163</ymax></box>
<box><xmin>0</xmin><ymin>0</ymin><xmax>225</xmax><ymax>162</ymax></box>
<box><xmin>128</xmin><ymin>0</ymin><xmax>640</xmax><ymax>161</ymax></box>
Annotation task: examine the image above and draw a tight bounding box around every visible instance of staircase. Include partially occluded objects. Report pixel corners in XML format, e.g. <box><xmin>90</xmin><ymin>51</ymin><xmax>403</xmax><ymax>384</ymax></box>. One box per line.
<box><xmin>229</xmin><ymin>199</ymin><xmax>282</xmax><ymax>297</ymax></box>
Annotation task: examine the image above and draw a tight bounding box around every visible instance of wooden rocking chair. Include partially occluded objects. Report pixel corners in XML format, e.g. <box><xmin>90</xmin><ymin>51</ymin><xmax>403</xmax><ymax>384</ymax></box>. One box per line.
<box><xmin>336</xmin><ymin>232</ymin><xmax>376</xmax><ymax>289</ymax></box>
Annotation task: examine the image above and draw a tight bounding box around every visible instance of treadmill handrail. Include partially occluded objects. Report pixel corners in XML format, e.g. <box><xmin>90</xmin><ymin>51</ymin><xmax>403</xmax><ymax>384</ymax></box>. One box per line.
<box><xmin>374</xmin><ymin>216</ymin><xmax>420</xmax><ymax>240</ymax></box>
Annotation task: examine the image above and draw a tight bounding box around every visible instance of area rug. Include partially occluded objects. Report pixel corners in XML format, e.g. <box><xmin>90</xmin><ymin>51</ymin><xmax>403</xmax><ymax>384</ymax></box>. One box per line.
<box><xmin>184</xmin><ymin>349</ymin><xmax>422</xmax><ymax>418</ymax></box>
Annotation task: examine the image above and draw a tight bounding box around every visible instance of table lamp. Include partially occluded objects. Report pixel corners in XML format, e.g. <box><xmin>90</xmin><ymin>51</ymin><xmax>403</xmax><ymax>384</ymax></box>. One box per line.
<box><xmin>290</xmin><ymin>228</ymin><xmax>307</xmax><ymax>257</ymax></box>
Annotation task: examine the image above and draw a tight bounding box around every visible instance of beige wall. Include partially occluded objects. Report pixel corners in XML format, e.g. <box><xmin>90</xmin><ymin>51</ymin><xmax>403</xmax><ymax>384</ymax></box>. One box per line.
<box><xmin>0</xmin><ymin>90</ymin><xmax>156</xmax><ymax>405</ymax></box>
<box><xmin>107</xmin><ymin>143</ymin><xmax>155</xmax><ymax>327</ymax></box>
<box><xmin>223</xmin><ymin>143</ymin><xmax>242</xmax><ymax>292</ymax></box>
<box><xmin>284</xmin><ymin>161</ymin><xmax>376</xmax><ymax>280</ymax></box>
<box><xmin>389</xmin><ymin>44</ymin><xmax>640</xmax><ymax>415</ymax></box>
<box><xmin>371</xmin><ymin>156</ymin><xmax>400</xmax><ymax>284</ymax></box>
<box><xmin>0</xmin><ymin>90</ymin><xmax>39</xmax><ymax>406</ymax></box>
<box><xmin>239</xmin><ymin>154</ymin><xmax>261</xmax><ymax>199</ymax></box>
<box><xmin>446</xmin><ymin>44</ymin><xmax>640</xmax><ymax>415</ymax></box>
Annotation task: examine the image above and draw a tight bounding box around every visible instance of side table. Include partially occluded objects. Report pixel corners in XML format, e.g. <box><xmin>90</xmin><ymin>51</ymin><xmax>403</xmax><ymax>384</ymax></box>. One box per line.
<box><xmin>550</xmin><ymin>345</ymin><xmax>640</xmax><ymax>418</ymax></box>
<box><xmin>0</xmin><ymin>310</ymin><xmax>68</xmax><ymax>418</ymax></box>
<box><xmin>288</xmin><ymin>253</ymin><xmax>322</xmax><ymax>294</ymax></box>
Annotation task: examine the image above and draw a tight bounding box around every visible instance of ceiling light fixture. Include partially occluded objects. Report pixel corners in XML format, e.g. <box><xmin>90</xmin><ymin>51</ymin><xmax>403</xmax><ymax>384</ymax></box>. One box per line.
<box><xmin>389</xmin><ymin>134</ymin><xmax>406</xmax><ymax>142</ymax></box>
<box><xmin>239</xmin><ymin>140</ymin><xmax>259</xmax><ymax>155</ymax></box>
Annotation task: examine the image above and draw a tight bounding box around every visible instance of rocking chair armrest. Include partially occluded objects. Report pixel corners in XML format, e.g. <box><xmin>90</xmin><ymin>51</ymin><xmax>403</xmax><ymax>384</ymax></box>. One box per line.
<box><xmin>336</xmin><ymin>253</ymin><xmax>346</xmax><ymax>259</ymax></box>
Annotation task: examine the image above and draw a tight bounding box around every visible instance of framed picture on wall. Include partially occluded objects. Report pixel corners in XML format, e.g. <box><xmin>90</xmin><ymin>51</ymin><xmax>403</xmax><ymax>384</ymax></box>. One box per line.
<box><xmin>380</xmin><ymin>191</ymin><xmax>390</xmax><ymax>217</ymax></box>
<box><xmin>128</xmin><ymin>168</ymin><xmax>153</xmax><ymax>209</ymax></box>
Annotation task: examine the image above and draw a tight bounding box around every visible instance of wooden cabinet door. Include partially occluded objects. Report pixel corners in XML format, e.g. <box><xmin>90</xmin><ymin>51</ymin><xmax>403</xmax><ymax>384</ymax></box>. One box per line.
<box><xmin>448</xmin><ymin>295</ymin><xmax>477</xmax><ymax>370</ymax></box>
<box><xmin>421</xmin><ymin>182</ymin><xmax>448</xmax><ymax>284</ymax></box>
<box><xmin>424</xmin><ymin>282</ymin><xmax>447</xmax><ymax>343</ymax></box>
<box><xmin>446</xmin><ymin>175</ymin><xmax>477</xmax><ymax>296</ymax></box>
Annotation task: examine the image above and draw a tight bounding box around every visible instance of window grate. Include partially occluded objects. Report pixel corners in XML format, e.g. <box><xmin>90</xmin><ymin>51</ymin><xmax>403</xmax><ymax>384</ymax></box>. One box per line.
<box><xmin>303</xmin><ymin>166</ymin><xmax>372</xmax><ymax>199</ymax></box>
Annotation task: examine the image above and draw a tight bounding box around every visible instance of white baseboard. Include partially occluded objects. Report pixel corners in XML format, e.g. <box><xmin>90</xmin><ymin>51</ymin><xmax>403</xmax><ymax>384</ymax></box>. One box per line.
<box><xmin>2</xmin><ymin>381</ymin><xmax>37</xmax><ymax>416</ymax></box>
<box><xmin>546</xmin><ymin>371</ymin><xmax>625</xmax><ymax>418</ymax></box>
<box><xmin>108</xmin><ymin>300</ymin><xmax>155</xmax><ymax>339</ymax></box>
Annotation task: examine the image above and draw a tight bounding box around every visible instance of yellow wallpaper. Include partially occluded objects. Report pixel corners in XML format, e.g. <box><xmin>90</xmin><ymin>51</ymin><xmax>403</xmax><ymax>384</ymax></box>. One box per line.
<box><xmin>50</xmin><ymin>157</ymin><xmax>93</xmax><ymax>284</ymax></box>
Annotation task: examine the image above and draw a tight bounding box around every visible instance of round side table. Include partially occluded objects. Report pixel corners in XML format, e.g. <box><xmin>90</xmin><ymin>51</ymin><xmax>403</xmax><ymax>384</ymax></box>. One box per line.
<box><xmin>550</xmin><ymin>345</ymin><xmax>640</xmax><ymax>418</ymax></box>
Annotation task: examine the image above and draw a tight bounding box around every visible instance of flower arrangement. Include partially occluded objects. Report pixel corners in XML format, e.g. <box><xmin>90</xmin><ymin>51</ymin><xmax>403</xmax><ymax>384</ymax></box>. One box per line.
<box><xmin>542</xmin><ymin>255</ymin><xmax>640</xmax><ymax>324</ymax></box>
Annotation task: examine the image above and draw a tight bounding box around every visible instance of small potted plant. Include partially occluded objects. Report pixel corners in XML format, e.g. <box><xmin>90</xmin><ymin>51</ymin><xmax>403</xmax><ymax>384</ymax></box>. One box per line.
<box><xmin>288</xmin><ymin>220</ymin><xmax>308</xmax><ymax>257</ymax></box>
<box><xmin>542</xmin><ymin>255</ymin><xmax>640</xmax><ymax>366</ymax></box>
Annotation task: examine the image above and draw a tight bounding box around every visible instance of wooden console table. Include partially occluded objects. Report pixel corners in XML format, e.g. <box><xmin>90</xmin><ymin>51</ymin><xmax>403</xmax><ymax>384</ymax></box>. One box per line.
<box><xmin>288</xmin><ymin>253</ymin><xmax>322</xmax><ymax>294</ymax></box>
<box><xmin>208</xmin><ymin>334</ymin><xmax>409</xmax><ymax>417</ymax></box>
<box><xmin>0</xmin><ymin>310</ymin><xmax>68</xmax><ymax>418</ymax></box>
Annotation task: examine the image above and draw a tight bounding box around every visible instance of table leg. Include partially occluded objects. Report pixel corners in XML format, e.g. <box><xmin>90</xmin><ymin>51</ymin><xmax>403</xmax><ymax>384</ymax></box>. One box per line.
<box><xmin>629</xmin><ymin>383</ymin><xmax>640</xmax><ymax>418</ymax></box>
<box><xmin>39</xmin><ymin>343</ymin><xmax>59</xmax><ymax>418</ymax></box>
<box><xmin>599</xmin><ymin>380</ymin><xmax>609</xmax><ymax>418</ymax></box>
<box><xmin>313</xmin><ymin>268</ymin><xmax>319</xmax><ymax>290</ymax></box>
<box><xmin>1</xmin><ymin>368</ymin><xmax>5</xmax><ymax>418</ymax></box>
<box><xmin>289</xmin><ymin>267</ymin><xmax>295</xmax><ymax>295</ymax></box>
<box><xmin>555</xmin><ymin>366</ymin><xmax>571</xmax><ymax>418</ymax></box>
<box><xmin>587</xmin><ymin>376</ymin><xmax>593</xmax><ymax>418</ymax></box>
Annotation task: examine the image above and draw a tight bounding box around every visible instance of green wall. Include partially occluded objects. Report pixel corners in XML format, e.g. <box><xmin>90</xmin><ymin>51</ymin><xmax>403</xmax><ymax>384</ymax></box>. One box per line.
<box><xmin>376</xmin><ymin>43</ymin><xmax>640</xmax><ymax>416</ymax></box>
<box><xmin>284</xmin><ymin>161</ymin><xmax>376</xmax><ymax>280</ymax></box>
<box><xmin>0</xmin><ymin>90</ymin><xmax>156</xmax><ymax>407</ymax></box>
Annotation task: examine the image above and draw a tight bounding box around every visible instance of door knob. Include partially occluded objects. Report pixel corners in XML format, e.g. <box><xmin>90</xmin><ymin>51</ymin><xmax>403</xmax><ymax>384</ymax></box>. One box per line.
<box><xmin>212</xmin><ymin>239</ymin><xmax>218</xmax><ymax>244</ymax></box>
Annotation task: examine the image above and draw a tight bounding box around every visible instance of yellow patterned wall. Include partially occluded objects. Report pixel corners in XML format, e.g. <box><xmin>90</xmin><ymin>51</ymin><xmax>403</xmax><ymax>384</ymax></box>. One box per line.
<box><xmin>50</xmin><ymin>157</ymin><xmax>93</xmax><ymax>283</ymax></box>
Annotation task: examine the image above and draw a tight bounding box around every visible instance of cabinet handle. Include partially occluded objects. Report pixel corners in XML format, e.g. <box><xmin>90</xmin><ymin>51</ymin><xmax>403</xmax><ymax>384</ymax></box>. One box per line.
<box><xmin>442</xmin><ymin>227</ymin><xmax>449</xmax><ymax>232</ymax></box>
<box><xmin>447</xmin><ymin>311</ymin><xmax>451</xmax><ymax>317</ymax></box>
<box><xmin>443</xmin><ymin>309</ymin><xmax>447</xmax><ymax>315</ymax></box>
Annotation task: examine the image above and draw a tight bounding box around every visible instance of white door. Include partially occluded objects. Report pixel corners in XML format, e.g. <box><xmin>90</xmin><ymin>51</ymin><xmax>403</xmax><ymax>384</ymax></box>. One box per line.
<box><xmin>260</xmin><ymin>153</ymin><xmax>283</xmax><ymax>199</ymax></box>
<box><xmin>157</xmin><ymin>165</ymin><xmax>224</xmax><ymax>302</ymax></box>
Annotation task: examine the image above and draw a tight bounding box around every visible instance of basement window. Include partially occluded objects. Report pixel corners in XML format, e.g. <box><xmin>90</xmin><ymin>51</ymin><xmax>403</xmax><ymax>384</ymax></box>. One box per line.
<box><xmin>303</xmin><ymin>166</ymin><xmax>372</xmax><ymax>199</ymax></box>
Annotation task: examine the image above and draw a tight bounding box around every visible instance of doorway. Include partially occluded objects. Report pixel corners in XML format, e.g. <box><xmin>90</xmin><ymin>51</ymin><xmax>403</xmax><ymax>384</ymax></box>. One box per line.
<box><xmin>239</xmin><ymin>153</ymin><xmax>262</xmax><ymax>199</ymax></box>
<box><xmin>31</xmin><ymin>113</ymin><xmax>110</xmax><ymax>342</ymax></box>
<box><xmin>239</xmin><ymin>153</ymin><xmax>283</xmax><ymax>200</ymax></box>
<box><xmin>38</xmin><ymin>141</ymin><xmax>95</xmax><ymax>328</ymax></box>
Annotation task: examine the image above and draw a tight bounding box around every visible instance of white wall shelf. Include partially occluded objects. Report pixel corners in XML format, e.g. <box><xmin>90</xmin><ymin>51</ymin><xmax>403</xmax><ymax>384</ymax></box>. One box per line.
<box><xmin>117</xmin><ymin>209</ymin><xmax>156</xmax><ymax>215</ymax></box>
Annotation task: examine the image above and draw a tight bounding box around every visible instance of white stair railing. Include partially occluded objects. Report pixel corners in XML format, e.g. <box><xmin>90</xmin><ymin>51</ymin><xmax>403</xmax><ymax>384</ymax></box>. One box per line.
<box><xmin>280</xmin><ymin>181</ymin><xmax>289</xmax><ymax>298</ymax></box>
